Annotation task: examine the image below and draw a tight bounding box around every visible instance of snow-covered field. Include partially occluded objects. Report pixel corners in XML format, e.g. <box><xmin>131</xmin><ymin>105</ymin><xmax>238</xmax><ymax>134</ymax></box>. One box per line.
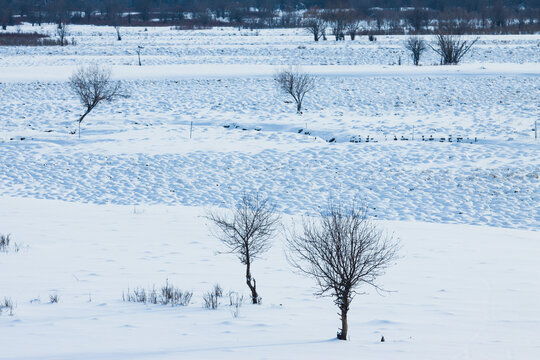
<box><xmin>0</xmin><ymin>25</ymin><xmax>539</xmax><ymax>359</ymax></box>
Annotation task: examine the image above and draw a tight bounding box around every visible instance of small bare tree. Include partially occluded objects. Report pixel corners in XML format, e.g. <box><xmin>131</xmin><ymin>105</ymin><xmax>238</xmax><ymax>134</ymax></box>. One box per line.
<box><xmin>429</xmin><ymin>34</ymin><xmax>479</xmax><ymax>65</ymax></box>
<box><xmin>206</xmin><ymin>194</ymin><xmax>280</xmax><ymax>304</ymax></box>
<box><xmin>286</xmin><ymin>201</ymin><xmax>398</xmax><ymax>340</ymax></box>
<box><xmin>69</xmin><ymin>65</ymin><xmax>128</xmax><ymax>138</ymax></box>
<box><xmin>274</xmin><ymin>67</ymin><xmax>316</xmax><ymax>114</ymax></box>
<box><xmin>405</xmin><ymin>36</ymin><xmax>427</xmax><ymax>66</ymax></box>
<box><xmin>303</xmin><ymin>17</ymin><xmax>327</xmax><ymax>42</ymax></box>
<box><xmin>56</xmin><ymin>22</ymin><xmax>68</xmax><ymax>46</ymax></box>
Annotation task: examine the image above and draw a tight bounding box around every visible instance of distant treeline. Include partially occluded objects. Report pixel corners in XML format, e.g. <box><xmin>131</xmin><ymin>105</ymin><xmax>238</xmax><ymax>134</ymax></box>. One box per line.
<box><xmin>0</xmin><ymin>0</ymin><xmax>538</xmax><ymax>34</ymax></box>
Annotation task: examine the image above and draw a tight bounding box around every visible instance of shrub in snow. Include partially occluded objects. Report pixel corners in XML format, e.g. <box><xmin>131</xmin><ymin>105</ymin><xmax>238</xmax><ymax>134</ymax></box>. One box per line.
<box><xmin>0</xmin><ymin>298</ymin><xmax>15</xmax><ymax>316</ymax></box>
<box><xmin>49</xmin><ymin>294</ymin><xmax>59</xmax><ymax>303</ymax></box>
<box><xmin>206</xmin><ymin>194</ymin><xmax>280</xmax><ymax>304</ymax></box>
<box><xmin>203</xmin><ymin>284</ymin><xmax>224</xmax><ymax>310</ymax></box>
<box><xmin>228</xmin><ymin>291</ymin><xmax>244</xmax><ymax>318</ymax></box>
<box><xmin>429</xmin><ymin>34</ymin><xmax>479</xmax><ymax>65</ymax></box>
<box><xmin>0</xmin><ymin>234</ymin><xmax>20</xmax><ymax>253</ymax></box>
<box><xmin>123</xmin><ymin>281</ymin><xmax>192</xmax><ymax>306</ymax></box>
<box><xmin>286</xmin><ymin>199</ymin><xmax>399</xmax><ymax>340</ymax></box>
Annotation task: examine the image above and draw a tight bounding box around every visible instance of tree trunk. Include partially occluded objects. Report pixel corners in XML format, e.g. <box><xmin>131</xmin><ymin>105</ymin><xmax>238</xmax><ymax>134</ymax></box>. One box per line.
<box><xmin>296</xmin><ymin>102</ymin><xmax>302</xmax><ymax>113</ymax></box>
<box><xmin>245</xmin><ymin>260</ymin><xmax>258</xmax><ymax>304</ymax></box>
<box><xmin>78</xmin><ymin>110</ymin><xmax>90</xmax><ymax>138</ymax></box>
<box><xmin>338</xmin><ymin>309</ymin><xmax>348</xmax><ymax>340</ymax></box>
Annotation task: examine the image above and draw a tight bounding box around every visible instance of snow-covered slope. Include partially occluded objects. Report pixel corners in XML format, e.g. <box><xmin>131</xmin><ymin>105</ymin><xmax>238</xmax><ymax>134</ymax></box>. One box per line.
<box><xmin>0</xmin><ymin>198</ymin><xmax>538</xmax><ymax>360</ymax></box>
<box><xmin>0</xmin><ymin>24</ymin><xmax>538</xmax><ymax>359</ymax></box>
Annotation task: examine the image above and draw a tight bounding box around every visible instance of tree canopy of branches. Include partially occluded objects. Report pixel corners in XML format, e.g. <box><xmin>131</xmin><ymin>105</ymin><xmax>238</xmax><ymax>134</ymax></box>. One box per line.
<box><xmin>69</xmin><ymin>64</ymin><xmax>128</xmax><ymax>138</ymax></box>
<box><xmin>303</xmin><ymin>15</ymin><xmax>326</xmax><ymax>42</ymax></box>
<box><xmin>429</xmin><ymin>34</ymin><xmax>479</xmax><ymax>64</ymax></box>
<box><xmin>274</xmin><ymin>67</ymin><xmax>315</xmax><ymax>114</ymax></box>
<box><xmin>286</xmin><ymin>200</ymin><xmax>398</xmax><ymax>340</ymax></box>
<box><xmin>206</xmin><ymin>194</ymin><xmax>280</xmax><ymax>304</ymax></box>
<box><xmin>405</xmin><ymin>36</ymin><xmax>427</xmax><ymax>65</ymax></box>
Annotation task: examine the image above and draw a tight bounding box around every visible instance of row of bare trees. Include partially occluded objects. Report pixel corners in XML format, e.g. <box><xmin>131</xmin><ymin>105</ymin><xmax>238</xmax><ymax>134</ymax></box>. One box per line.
<box><xmin>1</xmin><ymin>0</ymin><xmax>537</xmax><ymax>33</ymax></box>
<box><xmin>206</xmin><ymin>194</ymin><xmax>398</xmax><ymax>341</ymax></box>
<box><xmin>303</xmin><ymin>9</ymin><xmax>363</xmax><ymax>42</ymax></box>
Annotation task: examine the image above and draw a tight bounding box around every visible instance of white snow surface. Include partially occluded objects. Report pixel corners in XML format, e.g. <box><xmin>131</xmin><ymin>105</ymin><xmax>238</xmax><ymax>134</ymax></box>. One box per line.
<box><xmin>0</xmin><ymin>24</ymin><xmax>539</xmax><ymax>359</ymax></box>
<box><xmin>0</xmin><ymin>198</ymin><xmax>539</xmax><ymax>360</ymax></box>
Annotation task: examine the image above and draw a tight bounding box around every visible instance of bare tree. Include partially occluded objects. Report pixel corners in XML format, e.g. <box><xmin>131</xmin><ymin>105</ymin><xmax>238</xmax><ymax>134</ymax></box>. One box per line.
<box><xmin>274</xmin><ymin>67</ymin><xmax>316</xmax><ymax>113</ymax></box>
<box><xmin>405</xmin><ymin>36</ymin><xmax>427</xmax><ymax>65</ymax></box>
<box><xmin>331</xmin><ymin>19</ymin><xmax>346</xmax><ymax>41</ymax></box>
<box><xmin>69</xmin><ymin>65</ymin><xmax>128</xmax><ymax>138</ymax></box>
<box><xmin>286</xmin><ymin>200</ymin><xmax>398</xmax><ymax>340</ymax></box>
<box><xmin>429</xmin><ymin>34</ymin><xmax>479</xmax><ymax>65</ymax></box>
<box><xmin>345</xmin><ymin>20</ymin><xmax>360</xmax><ymax>40</ymax></box>
<box><xmin>206</xmin><ymin>194</ymin><xmax>280</xmax><ymax>304</ymax></box>
<box><xmin>303</xmin><ymin>16</ymin><xmax>326</xmax><ymax>42</ymax></box>
<box><xmin>56</xmin><ymin>22</ymin><xmax>68</xmax><ymax>46</ymax></box>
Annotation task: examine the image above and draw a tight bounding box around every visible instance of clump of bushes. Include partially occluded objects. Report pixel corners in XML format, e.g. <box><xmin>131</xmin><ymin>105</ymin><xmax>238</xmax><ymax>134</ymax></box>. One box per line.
<box><xmin>123</xmin><ymin>280</ymin><xmax>192</xmax><ymax>306</ymax></box>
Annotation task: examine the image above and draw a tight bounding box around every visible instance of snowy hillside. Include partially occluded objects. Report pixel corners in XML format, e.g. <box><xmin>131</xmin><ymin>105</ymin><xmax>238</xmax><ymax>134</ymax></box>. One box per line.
<box><xmin>0</xmin><ymin>24</ymin><xmax>538</xmax><ymax>359</ymax></box>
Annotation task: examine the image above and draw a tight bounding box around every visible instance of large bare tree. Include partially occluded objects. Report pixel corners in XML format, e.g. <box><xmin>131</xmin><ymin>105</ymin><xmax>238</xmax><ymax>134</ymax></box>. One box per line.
<box><xmin>206</xmin><ymin>194</ymin><xmax>280</xmax><ymax>304</ymax></box>
<box><xmin>69</xmin><ymin>64</ymin><xmax>128</xmax><ymax>138</ymax></box>
<box><xmin>286</xmin><ymin>200</ymin><xmax>398</xmax><ymax>340</ymax></box>
<box><xmin>405</xmin><ymin>36</ymin><xmax>427</xmax><ymax>66</ymax></box>
<box><xmin>274</xmin><ymin>67</ymin><xmax>316</xmax><ymax>114</ymax></box>
<box><xmin>429</xmin><ymin>34</ymin><xmax>479</xmax><ymax>65</ymax></box>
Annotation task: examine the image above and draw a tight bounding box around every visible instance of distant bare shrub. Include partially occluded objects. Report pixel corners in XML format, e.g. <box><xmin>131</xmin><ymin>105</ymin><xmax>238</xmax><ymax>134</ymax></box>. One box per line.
<box><xmin>405</xmin><ymin>36</ymin><xmax>427</xmax><ymax>66</ymax></box>
<box><xmin>49</xmin><ymin>294</ymin><xmax>59</xmax><ymax>303</ymax></box>
<box><xmin>430</xmin><ymin>34</ymin><xmax>479</xmax><ymax>65</ymax></box>
<box><xmin>274</xmin><ymin>67</ymin><xmax>316</xmax><ymax>114</ymax></box>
